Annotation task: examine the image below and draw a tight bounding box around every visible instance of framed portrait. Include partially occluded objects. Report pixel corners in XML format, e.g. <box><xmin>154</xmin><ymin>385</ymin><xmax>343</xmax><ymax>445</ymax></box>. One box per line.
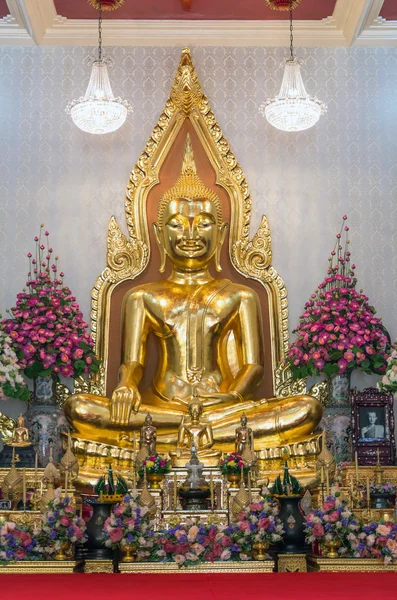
<box><xmin>351</xmin><ymin>387</ymin><xmax>396</xmax><ymax>465</ymax></box>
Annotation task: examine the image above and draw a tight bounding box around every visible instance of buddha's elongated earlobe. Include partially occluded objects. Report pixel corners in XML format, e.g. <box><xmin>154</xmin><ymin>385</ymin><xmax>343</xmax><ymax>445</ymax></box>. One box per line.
<box><xmin>153</xmin><ymin>223</ymin><xmax>166</xmax><ymax>272</ymax></box>
<box><xmin>215</xmin><ymin>223</ymin><xmax>228</xmax><ymax>272</ymax></box>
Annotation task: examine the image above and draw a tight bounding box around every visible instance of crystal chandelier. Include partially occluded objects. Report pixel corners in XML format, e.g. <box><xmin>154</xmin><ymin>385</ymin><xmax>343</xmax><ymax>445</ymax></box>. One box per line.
<box><xmin>66</xmin><ymin>0</ymin><xmax>132</xmax><ymax>135</ymax></box>
<box><xmin>260</xmin><ymin>0</ymin><xmax>326</xmax><ymax>132</ymax></box>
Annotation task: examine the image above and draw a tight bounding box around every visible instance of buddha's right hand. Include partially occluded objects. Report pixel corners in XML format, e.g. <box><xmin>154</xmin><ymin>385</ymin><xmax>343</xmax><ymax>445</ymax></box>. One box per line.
<box><xmin>110</xmin><ymin>386</ymin><xmax>141</xmax><ymax>426</ymax></box>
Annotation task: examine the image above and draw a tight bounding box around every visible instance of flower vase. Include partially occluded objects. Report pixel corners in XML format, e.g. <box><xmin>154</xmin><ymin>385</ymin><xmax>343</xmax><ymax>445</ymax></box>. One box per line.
<box><xmin>147</xmin><ymin>473</ymin><xmax>163</xmax><ymax>489</ymax></box>
<box><xmin>24</xmin><ymin>375</ymin><xmax>68</xmax><ymax>466</ymax></box>
<box><xmin>324</xmin><ymin>538</ymin><xmax>341</xmax><ymax>558</ymax></box>
<box><xmin>120</xmin><ymin>543</ymin><xmax>137</xmax><ymax>563</ymax></box>
<box><xmin>322</xmin><ymin>371</ymin><xmax>352</xmax><ymax>463</ymax></box>
<box><xmin>54</xmin><ymin>541</ymin><xmax>73</xmax><ymax>561</ymax></box>
<box><xmin>85</xmin><ymin>501</ymin><xmax>114</xmax><ymax>559</ymax></box>
<box><xmin>227</xmin><ymin>473</ymin><xmax>240</xmax><ymax>488</ymax></box>
<box><xmin>276</xmin><ymin>495</ymin><xmax>306</xmax><ymax>553</ymax></box>
<box><xmin>252</xmin><ymin>541</ymin><xmax>269</xmax><ymax>561</ymax></box>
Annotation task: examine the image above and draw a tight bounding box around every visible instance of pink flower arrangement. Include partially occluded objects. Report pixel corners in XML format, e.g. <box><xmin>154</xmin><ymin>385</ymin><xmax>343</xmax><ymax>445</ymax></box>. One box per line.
<box><xmin>0</xmin><ymin>522</ymin><xmax>44</xmax><ymax>564</ymax></box>
<box><xmin>138</xmin><ymin>454</ymin><xmax>171</xmax><ymax>477</ymax></box>
<box><xmin>40</xmin><ymin>488</ymin><xmax>87</xmax><ymax>551</ymax></box>
<box><xmin>289</xmin><ymin>217</ymin><xmax>389</xmax><ymax>378</ymax></box>
<box><xmin>154</xmin><ymin>522</ymin><xmax>243</xmax><ymax>567</ymax></box>
<box><xmin>103</xmin><ymin>492</ymin><xmax>153</xmax><ymax>550</ymax></box>
<box><xmin>341</xmin><ymin>521</ymin><xmax>397</xmax><ymax>565</ymax></box>
<box><xmin>2</xmin><ymin>226</ymin><xmax>100</xmax><ymax>380</ymax></box>
<box><xmin>305</xmin><ymin>494</ymin><xmax>359</xmax><ymax>552</ymax></box>
<box><xmin>232</xmin><ymin>500</ymin><xmax>284</xmax><ymax>554</ymax></box>
<box><xmin>219</xmin><ymin>452</ymin><xmax>249</xmax><ymax>476</ymax></box>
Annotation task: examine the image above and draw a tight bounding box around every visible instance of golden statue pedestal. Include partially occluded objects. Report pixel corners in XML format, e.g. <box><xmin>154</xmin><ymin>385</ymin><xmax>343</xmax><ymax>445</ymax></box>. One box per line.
<box><xmin>277</xmin><ymin>553</ymin><xmax>307</xmax><ymax>573</ymax></box>
<box><xmin>0</xmin><ymin>560</ymin><xmax>83</xmax><ymax>574</ymax></box>
<box><xmin>83</xmin><ymin>559</ymin><xmax>114</xmax><ymax>574</ymax></box>
<box><xmin>307</xmin><ymin>554</ymin><xmax>397</xmax><ymax>572</ymax></box>
<box><xmin>170</xmin><ymin>447</ymin><xmax>222</xmax><ymax>468</ymax></box>
<box><xmin>119</xmin><ymin>560</ymin><xmax>275</xmax><ymax>573</ymax></box>
<box><xmin>257</xmin><ymin>433</ymin><xmax>321</xmax><ymax>488</ymax></box>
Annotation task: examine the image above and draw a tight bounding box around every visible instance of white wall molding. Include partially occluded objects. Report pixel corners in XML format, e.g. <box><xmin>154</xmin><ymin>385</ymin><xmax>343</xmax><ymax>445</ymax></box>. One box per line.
<box><xmin>355</xmin><ymin>19</ymin><xmax>397</xmax><ymax>45</ymax></box>
<box><xmin>41</xmin><ymin>17</ymin><xmax>348</xmax><ymax>47</ymax></box>
<box><xmin>0</xmin><ymin>0</ymin><xmax>394</xmax><ymax>47</ymax></box>
<box><xmin>16</xmin><ymin>0</ymin><xmax>56</xmax><ymax>44</ymax></box>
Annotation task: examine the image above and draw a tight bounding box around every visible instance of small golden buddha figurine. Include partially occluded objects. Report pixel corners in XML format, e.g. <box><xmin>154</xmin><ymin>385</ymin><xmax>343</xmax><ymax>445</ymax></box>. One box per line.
<box><xmin>65</xmin><ymin>135</ymin><xmax>322</xmax><ymax>462</ymax></box>
<box><xmin>140</xmin><ymin>413</ymin><xmax>157</xmax><ymax>456</ymax></box>
<box><xmin>171</xmin><ymin>389</ymin><xmax>221</xmax><ymax>466</ymax></box>
<box><xmin>136</xmin><ymin>413</ymin><xmax>157</xmax><ymax>466</ymax></box>
<box><xmin>235</xmin><ymin>413</ymin><xmax>256</xmax><ymax>465</ymax></box>
<box><xmin>8</xmin><ymin>413</ymin><xmax>32</xmax><ymax>447</ymax></box>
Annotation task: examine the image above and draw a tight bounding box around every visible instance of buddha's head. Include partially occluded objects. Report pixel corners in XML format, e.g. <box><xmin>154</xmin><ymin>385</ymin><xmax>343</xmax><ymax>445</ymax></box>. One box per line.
<box><xmin>154</xmin><ymin>134</ymin><xmax>227</xmax><ymax>272</ymax></box>
<box><xmin>188</xmin><ymin>394</ymin><xmax>203</xmax><ymax>422</ymax></box>
<box><xmin>241</xmin><ymin>413</ymin><xmax>247</xmax><ymax>427</ymax></box>
<box><xmin>145</xmin><ymin>412</ymin><xmax>153</xmax><ymax>426</ymax></box>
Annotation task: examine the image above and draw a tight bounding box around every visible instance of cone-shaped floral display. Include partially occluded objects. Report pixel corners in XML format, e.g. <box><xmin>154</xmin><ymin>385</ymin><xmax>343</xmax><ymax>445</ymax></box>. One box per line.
<box><xmin>289</xmin><ymin>217</ymin><xmax>389</xmax><ymax>378</ymax></box>
<box><xmin>2</xmin><ymin>226</ymin><xmax>100</xmax><ymax>380</ymax></box>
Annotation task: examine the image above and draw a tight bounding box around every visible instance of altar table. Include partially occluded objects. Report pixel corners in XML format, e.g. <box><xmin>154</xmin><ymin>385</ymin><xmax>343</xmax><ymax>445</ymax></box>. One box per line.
<box><xmin>1</xmin><ymin>573</ymin><xmax>397</xmax><ymax>600</ymax></box>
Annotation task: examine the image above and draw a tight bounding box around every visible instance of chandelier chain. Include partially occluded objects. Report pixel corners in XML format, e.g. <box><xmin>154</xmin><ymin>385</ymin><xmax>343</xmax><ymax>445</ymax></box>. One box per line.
<box><xmin>289</xmin><ymin>0</ymin><xmax>294</xmax><ymax>61</ymax></box>
<box><xmin>98</xmin><ymin>0</ymin><xmax>103</xmax><ymax>62</ymax></box>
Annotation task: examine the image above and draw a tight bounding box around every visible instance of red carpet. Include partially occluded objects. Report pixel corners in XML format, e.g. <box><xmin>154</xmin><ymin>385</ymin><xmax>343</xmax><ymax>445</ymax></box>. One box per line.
<box><xmin>1</xmin><ymin>573</ymin><xmax>397</xmax><ymax>600</ymax></box>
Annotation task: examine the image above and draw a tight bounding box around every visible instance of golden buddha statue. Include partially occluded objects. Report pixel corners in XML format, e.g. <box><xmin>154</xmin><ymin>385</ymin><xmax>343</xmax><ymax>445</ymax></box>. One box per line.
<box><xmin>171</xmin><ymin>388</ymin><xmax>221</xmax><ymax>466</ymax></box>
<box><xmin>65</xmin><ymin>136</ymin><xmax>322</xmax><ymax>465</ymax></box>
<box><xmin>135</xmin><ymin>412</ymin><xmax>157</xmax><ymax>466</ymax></box>
<box><xmin>235</xmin><ymin>413</ymin><xmax>254</xmax><ymax>456</ymax></box>
<box><xmin>140</xmin><ymin>413</ymin><xmax>157</xmax><ymax>456</ymax></box>
<box><xmin>8</xmin><ymin>413</ymin><xmax>31</xmax><ymax>447</ymax></box>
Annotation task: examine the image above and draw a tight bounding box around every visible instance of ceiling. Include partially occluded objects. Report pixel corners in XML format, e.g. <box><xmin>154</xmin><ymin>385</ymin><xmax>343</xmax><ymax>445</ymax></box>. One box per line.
<box><xmin>0</xmin><ymin>1</ymin><xmax>8</xmax><ymax>19</ymax></box>
<box><xmin>53</xmin><ymin>0</ymin><xmax>337</xmax><ymax>21</ymax></box>
<box><xmin>0</xmin><ymin>0</ymin><xmax>396</xmax><ymax>46</ymax></box>
<box><xmin>381</xmin><ymin>0</ymin><xmax>397</xmax><ymax>21</ymax></box>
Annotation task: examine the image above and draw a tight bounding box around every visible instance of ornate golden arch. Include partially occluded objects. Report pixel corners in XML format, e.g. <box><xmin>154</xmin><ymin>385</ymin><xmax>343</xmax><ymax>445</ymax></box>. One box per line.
<box><xmin>85</xmin><ymin>48</ymin><xmax>290</xmax><ymax>399</ymax></box>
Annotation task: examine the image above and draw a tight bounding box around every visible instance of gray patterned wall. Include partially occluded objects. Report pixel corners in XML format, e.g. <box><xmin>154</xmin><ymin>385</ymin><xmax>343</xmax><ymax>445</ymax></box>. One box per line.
<box><xmin>0</xmin><ymin>46</ymin><xmax>396</xmax><ymax>404</ymax></box>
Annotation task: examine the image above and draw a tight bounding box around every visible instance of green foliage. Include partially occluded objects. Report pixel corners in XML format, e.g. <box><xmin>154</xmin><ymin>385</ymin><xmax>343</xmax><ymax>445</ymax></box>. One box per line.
<box><xmin>116</xmin><ymin>475</ymin><xmax>129</xmax><ymax>495</ymax></box>
<box><xmin>271</xmin><ymin>462</ymin><xmax>304</xmax><ymax>496</ymax></box>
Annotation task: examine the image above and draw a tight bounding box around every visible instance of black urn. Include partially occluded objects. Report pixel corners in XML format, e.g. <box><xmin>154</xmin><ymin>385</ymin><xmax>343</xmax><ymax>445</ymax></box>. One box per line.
<box><xmin>84</xmin><ymin>501</ymin><xmax>114</xmax><ymax>559</ymax></box>
<box><xmin>276</xmin><ymin>495</ymin><xmax>307</xmax><ymax>554</ymax></box>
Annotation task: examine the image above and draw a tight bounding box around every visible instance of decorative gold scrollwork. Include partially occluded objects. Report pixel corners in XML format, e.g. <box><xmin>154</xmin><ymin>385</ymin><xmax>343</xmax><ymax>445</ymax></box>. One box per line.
<box><xmin>309</xmin><ymin>380</ymin><xmax>329</xmax><ymax>407</ymax></box>
<box><xmin>170</xmin><ymin>49</ymin><xmax>204</xmax><ymax>115</ymax></box>
<box><xmin>73</xmin><ymin>366</ymin><xmax>106</xmax><ymax>398</ymax></box>
<box><xmin>0</xmin><ymin>412</ymin><xmax>16</xmax><ymax>445</ymax></box>
<box><xmin>106</xmin><ymin>217</ymin><xmax>148</xmax><ymax>283</ymax></box>
<box><xmin>232</xmin><ymin>215</ymin><xmax>272</xmax><ymax>279</ymax></box>
<box><xmin>274</xmin><ymin>362</ymin><xmax>307</xmax><ymax>398</ymax></box>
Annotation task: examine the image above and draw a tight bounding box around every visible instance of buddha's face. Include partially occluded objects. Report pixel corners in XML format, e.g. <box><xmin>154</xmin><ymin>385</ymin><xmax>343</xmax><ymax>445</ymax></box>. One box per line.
<box><xmin>155</xmin><ymin>198</ymin><xmax>226</xmax><ymax>271</ymax></box>
<box><xmin>189</xmin><ymin>400</ymin><xmax>203</xmax><ymax>420</ymax></box>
